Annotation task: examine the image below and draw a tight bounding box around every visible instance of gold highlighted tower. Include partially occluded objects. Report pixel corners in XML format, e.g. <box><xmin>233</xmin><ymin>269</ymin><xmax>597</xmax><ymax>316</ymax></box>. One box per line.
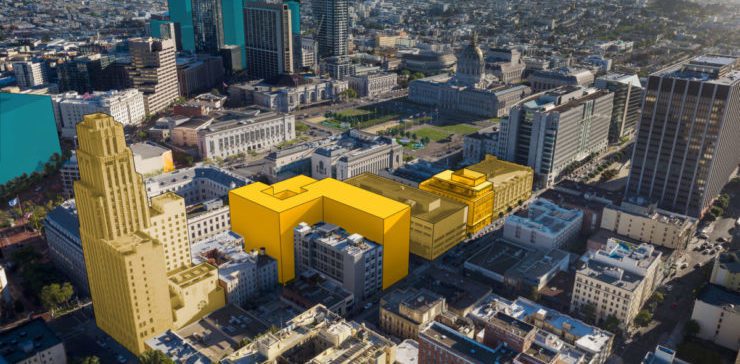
<box><xmin>74</xmin><ymin>113</ymin><xmax>224</xmax><ymax>355</ymax></box>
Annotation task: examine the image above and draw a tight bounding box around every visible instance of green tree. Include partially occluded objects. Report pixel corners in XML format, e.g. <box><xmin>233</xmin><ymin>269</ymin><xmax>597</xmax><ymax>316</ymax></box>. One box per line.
<box><xmin>0</xmin><ymin>209</ymin><xmax>12</xmax><ymax>228</ymax></box>
<box><xmin>715</xmin><ymin>194</ymin><xmax>730</xmax><ymax>209</ymax></box>
<box><xmin>410</xmin><ymin>72</ymin><xmax>425</xmax><ymax>80</ymax></box>
<box><xmin>529</xmin><ymin>286</ymin><xmax>541</xmax><ymax>301</ymax></box>
<box><xmin>652</xmin><ymin>291</ymin><xmax>665</xmax><ymax>304</ymax></box>
<box><xmin>603</xmin><ymin>315</ymin><xmax>620</xmax><ymax>333</ymax></box>
<box><xmin>11</xmin><ymin>245</ymin><xmax>41</xmax><ymax>266</ymax></box>
<box><xmin>709</xmin><ymin>206</ymin><xmax>723</xmax><ymax>219</ymax></box>
<box><xmin>634</xmin><ymin>309</ymin><xmax>653</xmax><ymax>327</ymax></box>
<box><xmin>582</xmin><ymin>303</ymin><xmax>597</xmax><ymax>324</ymax></box>
<box><xmin>685</xmin><ymin>319</ymin><xmax>700</xmax><ymax>337</ymax></box>
<box><xmin>27</xmin><ymin>205</ymin><xmax>48</xmax><ymax>232</ymax></box>
<box><xmin>138</xmin><ymin>350</ymin><xmax>175</xmax><ymax>364</ymax></box>
<box><xmin>40</xmin><ymin>282</ymin><xmax>75</xmax><ymax>314</ymax></box>
<box><xmin>339</xmin><ymin>89</ymin><xmax>358</xmax><ymax>100</ymax></box>
<box><xmin>238</xmin><ymin>338</ymin><xmax>251</xmax><ymax>349</ymax></box>
<box><xmin>74</xmin><ymin>356</ymin><xmax>101</xmax><ymax>364</ymax></box>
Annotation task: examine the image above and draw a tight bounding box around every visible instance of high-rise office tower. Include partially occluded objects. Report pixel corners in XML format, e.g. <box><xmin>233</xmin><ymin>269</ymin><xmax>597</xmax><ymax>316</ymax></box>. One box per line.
<box><xmin>128</xmin><ymin>37</ymin><xmax>180</xmax><ymax>114</ymax></box>
<box><xmin>221</xmin><ymin>0</ymin><xmax>247</xmax><ymax>68</ymax></box>
<box><xmin>74</xmin><ymin>113</ymin><xmax>225</xmax><ymax>354</ymax></box>
<box><xmin>74</xmin><ymin>114</ymin><xmax>173</xmax><ymax>354</ymax></box>
<box><xmin>499</xmin><ymin>86</ymin><xmax>613</xmax><ymax>187</ymax></box>
<box><xmin>244</xmin><ymin>2</ymin><xmax>294</xmax><ymax>81</ymax></box>
<box><xmin>192</xmin><ymin>0</ymin><xmax>224</xmax><ymax>54</ymax></box>
<box><xmin>283</xmin><ymin>0</ymin><xmax>303</xmax><ymax>72</ymax></box>
<box><xmin>168</xmin><ymin>0</ymin><xmax>232</xmax><ymax>55</ymax></box>
<box><xmin>166</xmin><ymin>0</ymin><xmax>196</xmax><ymax>52</ymax></box>
<box><xmin>595</xmin><ymin>73</ymin><xmax>644</xmax><ymax>143</ymax></box>
<box><xmin>312</xmin><ymin>0</ymin><xmax>348</xmax><ymax>59</ymax></box>
<box><xmin>57</xmin><ymin>54</ymin><xmax>117</xmax><ymax>93</ymax></box>
<box><xmin>12</xmin><ymin>61</ymin><xmax>49</xmax><ymax>89</ymax></box>
<box><xmin>626</xmin><ymin>55</ymin><xmax>740</xmax><ymax>218</ymax></box>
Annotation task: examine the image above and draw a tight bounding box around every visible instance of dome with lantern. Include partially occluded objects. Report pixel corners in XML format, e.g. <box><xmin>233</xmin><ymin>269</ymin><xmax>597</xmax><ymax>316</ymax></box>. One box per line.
<box><xmin>454</xmin><ymin>32</ymin><xmax>491</xmax><ymax>88</ymax></box>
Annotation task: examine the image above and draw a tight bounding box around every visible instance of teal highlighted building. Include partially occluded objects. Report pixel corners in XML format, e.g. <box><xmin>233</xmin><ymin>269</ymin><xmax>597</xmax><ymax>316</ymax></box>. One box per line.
<box><xmin>284</xmin><ymin>0</ymin><xmax>301</xmax><ymax>35</ymax></box>
<box><xmin>0</xmin><ymin>94</ymin><xmax>62</xmax><ymax>184</ymax></box>
<box><xmin>221</xmin><ymin>0</ymin><xmax>247</xmax><ymax>68</ymax></box>
<box><xmin>167</xmin><ymin>0</ymin><xmax>196</xmax><ymax>52</ymax></box>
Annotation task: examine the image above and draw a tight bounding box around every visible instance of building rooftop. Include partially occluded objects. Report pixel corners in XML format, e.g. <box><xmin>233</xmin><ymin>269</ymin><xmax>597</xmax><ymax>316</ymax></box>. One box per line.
<box><xmin>492</xmin><ymin>311</ymin><xmax>536</xmax><ymax>337</ymax></box>
<box><xmin>168</xmin><ymin>263</ymin><xmax>218</xmax><ymax>289</ymax></box>
<box><xmin>578</xmin><ymin>259</ymin><xmax>643</xmax><ymax>292</ymax></box>
<box><xmin>469</xmin><ymin>294</ymin><xmax>613</xmax><ymax>355</ymax></box>
<box><xmin>696</xmin><ymin>284</ymin><xmax>740</xmax><ymax>313</ymax></box>
<box><xmin>427</xmin><ymin>169</ymin><xmax>493</xmax><ymax>193</ymax></box>
<box><xmin>345</xmin><ymin>173</ymin><xmax>466</xmax><ymax>224</ymax></box>
<box><xmin>595</xmin><ymin>73</ymin><xmax>642</xmax><ymax>88</ymax></box>
<box><xmin>229</xmin><ymin>175</ymin><xmax>410</xmax><ymax>219</ymax></box>
<box><xmin>283</xmin><ymin>271</ymin><xmax>354</xmax><ymax>311</ymax></box>
<box><xmin>0</xmin><ymin>319</ymin><xmax>63</xmax><ymax>363</ymax></box>
<box><xmin>466</xmin><ymin>239</ymin><xmax>533</xmax><ymax>276</ymax></box>
<box><xmin>381</xmin><ymin>288</ymin><xmax>445</xmax><ymax>324</ymax></box>
<box><xmin>130</xmin><ymin>141</ymin><xmax>170</xmax><ymax>159</ymax></box>
<box><xmin>506</xmin><ymin>198</ymin><xmax>582</xmax><ymax>236</ymax></box>
<box><xmin>658</xmin><ymin>54</ymin><xmax>739</xmax><ymax>85</ymax></box>
<box><xmin>296</xmin><ymin>222</ymin><xmax>380</xmax><ymax>258</ymax></box>
<box><xmin>642</xmin><ymin>345</ymin><xmax>690</xmax><ymax>364</ymax></box>
<box><xmin>616</xmin><ymin>197</ymin><xmax>697</xmax><ymax>228</ymax></box>
<box><xmin>420</xmin><ymin>270</ymin><xmax>491</xmax><ymax>316</ymax></box>
<box><xmin>420</xmin><ymin>322</ymin><xmax>518</xmax><ymax>364</ymax></box>
<box><xmin>540</xmin><ymin>181</ymin><xmax>619</xmax><ymax>212</ymax></box>
<box><xmin>716</xmin><ymin>250</ymin><xmax>740</xmax><ymax>274</ymax></box>
<box><xmin>176</xmin><ymin>304</ymin><xmax>268</xmax><ymax>361</ymax></box>
<box><xmin>44</xmin><ymin>200</ymin><xmax>80</xmax><ymax>238</ymax></box>
<box><xmin>223</xmin><ymin>304</ymin><xmax>393</xmax><ymax>364</ymax></box>
<box><xmin>465</xmin><ymin>155</ymin><xmax>532</xmax><ymax>188</ymax></box>
<box><xmin>401</xmin><ymin>289</ymin><xmax>444</xmax><ymax>312</ymax></box>
<box><xmin>395</xmin><ymin>339</ymin><xmax>419</xmax><ymax>364</ymax></box>
<box><xmin>191</xmin><ymin>231</ymin><xmax>245</xmax><ymax>265</ymax></box>
<box><xmin>202</xmin><ymin>110</ymin><xmax>287</xmax><ymax>134</ymax></box>
<box><xmin>145</xmin><ymin>330</ymin><xmax>210</xmax><ymax>364</ymax></box>
<box><xmin>592</xmin><ymin>238</ymin><xmax>661</xmax><ymax>273</ymax></box>
<box><xmin>145</xmin><ymin>165</ymin><xmax>250</xmax><ymax>196</ymax></box>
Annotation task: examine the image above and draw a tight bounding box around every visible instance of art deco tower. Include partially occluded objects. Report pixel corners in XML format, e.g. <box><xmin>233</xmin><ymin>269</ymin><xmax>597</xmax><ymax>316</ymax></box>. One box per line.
<box><xmin>74</xmin><ymin>114</ymin><xmax>172</xmax><ymax>354</ymax></box>
<box><xmin>74</xmin><ymin>113</ymin><xmax>225</xmax><ymax>354</ymax></box>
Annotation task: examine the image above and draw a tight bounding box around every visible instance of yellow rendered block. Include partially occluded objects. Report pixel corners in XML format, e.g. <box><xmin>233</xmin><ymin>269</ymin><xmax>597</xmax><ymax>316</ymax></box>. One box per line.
<box><xmin>229</xmin><ymin>176</ymin><xmax>410</xmax><ymax>287</ymax></box>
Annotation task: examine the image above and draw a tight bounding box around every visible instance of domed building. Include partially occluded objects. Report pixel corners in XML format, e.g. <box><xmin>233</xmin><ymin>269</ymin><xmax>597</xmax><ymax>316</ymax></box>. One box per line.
<box><xmin>408</xmin><ymin>34</ymin><xmax>531</xmax><ymax>118</ymax></box>
<box><xmin>454</xmin><ymin>33</ymin><xmax>489</xmax><ymax>88</ymax></box>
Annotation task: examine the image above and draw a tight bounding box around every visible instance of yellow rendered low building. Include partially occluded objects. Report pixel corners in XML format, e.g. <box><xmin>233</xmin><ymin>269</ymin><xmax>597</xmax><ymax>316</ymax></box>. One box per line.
<box><xmin>168</xmin><ymin>264</ymin><xmax>225</xmax><ymax>328</ymax></box>
<box><xmin>419</xmin><ymin>169</ymin><xmax>493</xmax><ymax>234</ymax></box>
<box><xmin>147</xmin><ymin>192</ymin><xmax>226</xmax><ymax>330</ymax></box>
<box><xmin>74</xmin><ymin>113</ymin><xmax>224</xmax><ymax>355</ymax></box>
<box><xmin>229</xmin><ymin>175</ymin><xmax>410</xmax><ymax>287</ymax></box>
<box><xmin>346</xmin><ymin>173</ymin><xmax>467</xmax><ymax>260</ymax></box>
<box><xmin>466</xmin><ymin>155</ymin><xmax>533</xmax><ymax>218</ymax></box>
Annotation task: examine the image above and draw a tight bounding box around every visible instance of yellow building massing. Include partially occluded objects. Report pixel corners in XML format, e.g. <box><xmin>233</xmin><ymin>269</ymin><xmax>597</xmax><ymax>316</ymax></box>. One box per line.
<box><xmin>168</xmin><ymin>264</ymin><xmax>224</xmax><ymax>328</ymax></box>
<box><xmin>74</xmin><ymin>113</ymin><xmax>224</xmax><ymax>355</ymax></box>
<box><xmin>345</xmin><ymin>173</ymin><xmax>467</xmax><ymax>261</ymax></box>
<box><xmin>229</xmin><ymin>175</ymin><xmax>410</xmax><ymax>288</ymax></box>
<box><xmin>466</xmin><ymin>155</ymin><xmax>533</xmax><ymax>219</ymax></box>
<box><xmin>419</xmin><ymin>169</ymin><xmax>494</xmax><ymax>234</ymax></box>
